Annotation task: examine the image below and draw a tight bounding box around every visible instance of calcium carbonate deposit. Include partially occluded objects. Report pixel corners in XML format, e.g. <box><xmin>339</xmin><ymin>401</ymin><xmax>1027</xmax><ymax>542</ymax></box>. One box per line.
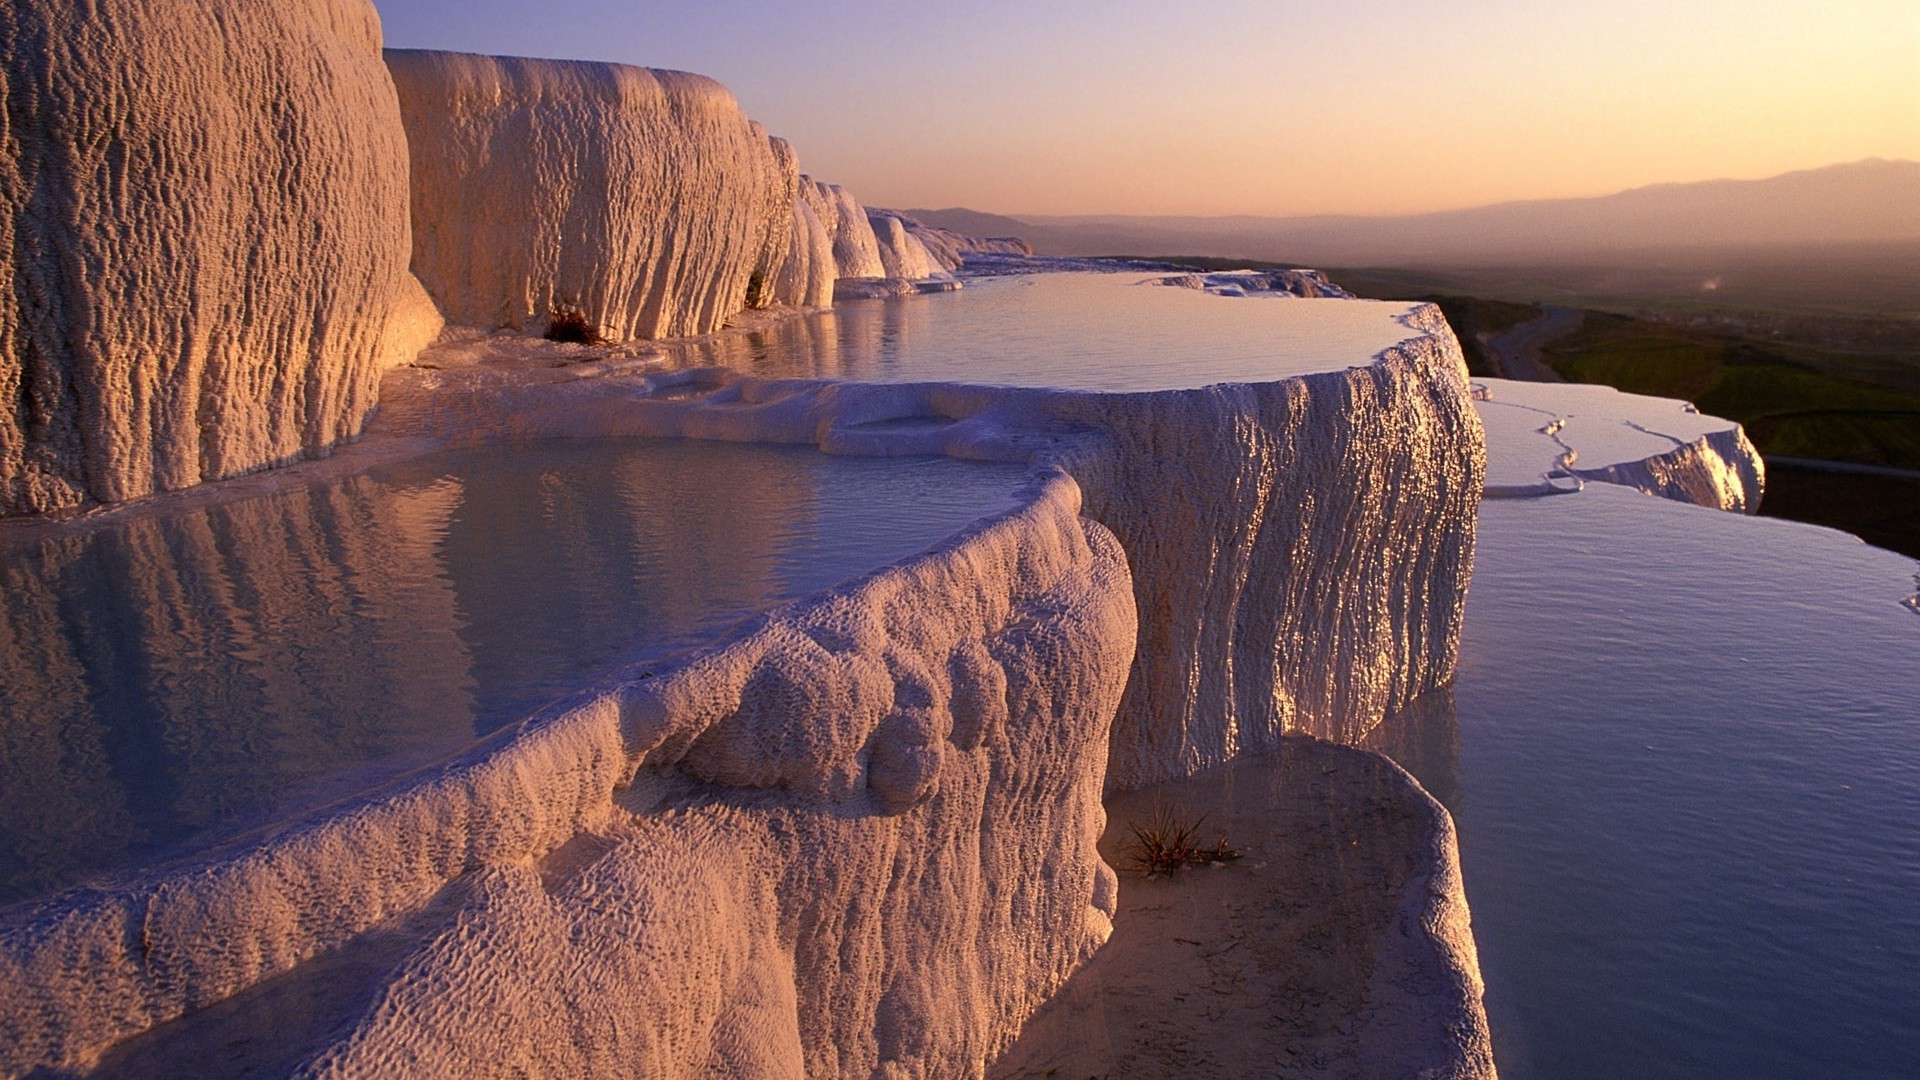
<box><xmin>388</xmin><ymin>50</ymin><xmax>799</xmax><ymax>342</ymax></box>
<box><xmin>0</xmin><ymin>0</ymin><xmax>438</xmax><ymax>517</ymax></box>
<box><xmin>1474</xmin><ymin>377</ymin><xmax>1764</xmax><ymax>510</ymax></box>
<box><xmin>1</xmin><ymin>8</ymin><xmax>1497</xmax><ymax>1075</ymax></box>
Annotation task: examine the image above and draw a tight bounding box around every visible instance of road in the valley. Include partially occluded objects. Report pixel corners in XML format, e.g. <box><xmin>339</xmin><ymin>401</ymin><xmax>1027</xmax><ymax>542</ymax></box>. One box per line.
<box><xmin>1482</xmin><ymin>305</ymin><xmax>1583</xmax><ymax>381</ymax></box>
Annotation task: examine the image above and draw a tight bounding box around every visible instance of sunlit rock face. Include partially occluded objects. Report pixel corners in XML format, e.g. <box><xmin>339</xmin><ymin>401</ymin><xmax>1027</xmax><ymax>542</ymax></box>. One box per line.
<box><xmin>803</xmin><ymin>179</ymin><xmax>888</xmax><ymax>279</ymax></box>
<box><xmin>0</xmin><ymin>0</ymin><xmax>435</xmax><ymax>517</ymax></box>
<box><xmin>1057</xmin><ymin>305</ymin><xmax>1482</xmax><ymax>786</ymax></box>
<box><xmin>387</xmin><ymin>50</ymin><xmax>796</xmax><ymax>341</ymax></box>
<box><xmin>304</xmin><ymin>475</ymin><xmax>1137</xmax><ymax>1078</ymax></box>
<box><xmin>1474</xmin><ymin>376</ymin><xmax>1765</xmax><ymax>510</ymax></box>
<box><xmin>772</xmin><ymin>174</ymin><xmax>838</xmax><ymax>309</ymax></box>
<box><xmin>866</xmin><ymin>211</ymin><xmax>943</xmax><ymax>281</ymax></box>
<box><xmin>878</xmin><ymin>212</ymin><xmax>1034</xmax><ymax>271</ymax></box>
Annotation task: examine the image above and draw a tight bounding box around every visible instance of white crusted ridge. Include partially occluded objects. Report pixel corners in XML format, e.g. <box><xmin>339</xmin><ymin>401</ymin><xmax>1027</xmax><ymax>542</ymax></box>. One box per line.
<box><xmin>0</xmin><ymin>0</ymin><xmax>437</xmax><ymax>517</ymax></box>
<box><xmin>1152</xmin><ymin>269</ymin><xmax>1356</xmax><ymax>299</ymax></box>
<box><xmin>0</xmin><ymin>466</ymin><xmax>1136</xmax><ymax>1078</ymax></box>
<box><xmin>869</xmin><ymin>209</ymin><xmax>1034</xmax><ymax>272</ymax></box>
<box><xmin>347</xmin><ymin>296</ymin><xmax>1483</xmax><ymax>786</ymax></box>
<box><xmin>1473</xmin><ymin>376</ymin><xmax>1764</xmax><ymax>511</ymax></box>
<box><xmin>387</xmin><ymin>50</ymin><xmax>801</xmax><ymax>342</ymax></box>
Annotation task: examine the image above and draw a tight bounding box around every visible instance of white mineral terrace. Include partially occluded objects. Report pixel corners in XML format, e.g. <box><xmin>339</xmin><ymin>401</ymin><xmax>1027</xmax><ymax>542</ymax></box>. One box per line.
<box><xmin>1474</xmin><ymin>377</ymin><xmax>1764</xmax><ymax>511</ymax></box>
<box><xmin>0</xmin><ymin>271</ymin><xmax>1490</xmax><ymax>1077</ymax></box>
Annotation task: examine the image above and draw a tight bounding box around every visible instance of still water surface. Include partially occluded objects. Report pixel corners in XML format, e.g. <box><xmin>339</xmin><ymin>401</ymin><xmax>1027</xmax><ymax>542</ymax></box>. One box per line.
<box><xmin>1437</xmin><ymin>484</ymin><xmax>1920</xmax><ymax>1079</ymax></box>
<box><xmin>667</xmin><ymin>272</ymin><xmax>1420</xmax><ymax>391</ymax></box>
<box><xmin>0</xmin><ymin>439</ymin><xmax>1023</xmax><ymax>906</ymax></box>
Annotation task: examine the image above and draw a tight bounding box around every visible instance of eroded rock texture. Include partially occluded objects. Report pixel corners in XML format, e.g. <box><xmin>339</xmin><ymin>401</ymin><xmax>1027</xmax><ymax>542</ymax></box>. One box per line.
<box><xmin>803</xmin><ymin>179</ymin><xmax>888</xmax><ymax>280</ymax></box>
<box><xmin>387</xmin><ymin>50</ymin><xmax>797</xmax><ymax>341</ymax></box>
<box><xmin>0</xmin><ymin>0</ymin><xmax>433</xmax><ymax>517</ymax></box>
<box><xmin>0</xmin><ymin>472</ymin><xmax>1136</xmax><ymax>1078</ymax></box>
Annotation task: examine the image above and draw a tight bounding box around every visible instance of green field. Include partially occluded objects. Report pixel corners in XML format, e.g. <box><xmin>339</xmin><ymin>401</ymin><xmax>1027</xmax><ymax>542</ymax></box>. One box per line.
<box><xmin>1541</xmin><ymin>315</ymin><xmax>1920</xmax><ymax>471</ymax></box>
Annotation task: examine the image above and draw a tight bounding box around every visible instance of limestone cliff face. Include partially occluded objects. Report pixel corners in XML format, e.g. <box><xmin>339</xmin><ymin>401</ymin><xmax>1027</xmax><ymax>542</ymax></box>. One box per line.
<box><xmin>387</xmin><ymin>50</ymin><xmax>797</xmax><ymax>341</ymax></box>
<box><xmin>773</xmin><ymin>192</ymin><xmax>838</xmax><ymax>309</ymax></box>
<box><xmin>867</xmin><ymin>211</ymin><xmax>943</xmax><ymax>280</ymax></box>
<box><xmin>803</xmin><ymin>179</ymin><xmax>888</xmax><ymax>279</ymax></box>
<box><xmin>874</xmin><ymin>210</ymin><xmax>1034</xmax><ymax>271</ymax></box>
<box><xmin>0</xmin><ymin>0</ymin><xmax>434</xmax><ymax>517</ymax></box>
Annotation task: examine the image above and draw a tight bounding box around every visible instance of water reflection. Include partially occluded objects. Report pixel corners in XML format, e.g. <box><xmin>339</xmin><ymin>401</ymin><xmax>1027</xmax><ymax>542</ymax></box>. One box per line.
<box><xmin>0</xmin><ymin>440</ymin><xmax>1022</xmax><ymax>905</ymax></box>
<box><xmin>1363</xmin><ymin>685</ymin><xmax>1463</xmax><ymax>813</ymax></box>
<box><xmin>665</xmin><ymin>274</ymin><xmax>1419</xmax><ymax>391</ymax></box>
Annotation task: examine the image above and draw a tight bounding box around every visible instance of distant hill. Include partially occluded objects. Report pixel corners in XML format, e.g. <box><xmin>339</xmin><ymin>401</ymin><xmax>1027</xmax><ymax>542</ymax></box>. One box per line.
<box><xmin>894</xmin><ymin>207</ymin><xmax>1034</xmax><ymax>241</ymax></box>
<box><xmin>907</xmin><ymin>160</ymin><xmax>1920</xmax><ymax>268</ymax></box>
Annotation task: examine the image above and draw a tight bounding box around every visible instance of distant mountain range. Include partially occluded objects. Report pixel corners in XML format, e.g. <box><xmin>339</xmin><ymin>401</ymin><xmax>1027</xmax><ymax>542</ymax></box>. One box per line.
<box><xmin>902</xmin><ymin>159</ymin><xmax>1920</xmax><ymax>267</ymax></box>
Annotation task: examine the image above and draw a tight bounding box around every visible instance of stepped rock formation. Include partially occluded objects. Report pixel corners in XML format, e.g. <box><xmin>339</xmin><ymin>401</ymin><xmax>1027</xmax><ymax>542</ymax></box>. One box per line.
<box><xmin>0</xmin><ymin>0</ymin><xmax>435</xmax><ymax>518</ymax></box>
<box><xmin>387</xmin><ymin>50</ymin><xmax>798</xmax><ymax>341</ymax></box>
<box><xmin>1475</xmin><ymin>377</ymin><xmax>1765</xmax><ymax>509</ymax></box>
<box><xmin>774</xmin><ymin>193</ymin><xmax>839</xmax><ymax>309</ymax></box>
<box><xmin>0</xmin><ymin>470</ymin><xmax>1137</xmax><ymax>1077</ymax></box>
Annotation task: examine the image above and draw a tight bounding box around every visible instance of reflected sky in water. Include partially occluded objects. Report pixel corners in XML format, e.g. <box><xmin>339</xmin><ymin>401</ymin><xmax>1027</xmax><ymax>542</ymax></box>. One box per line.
<box><xmin>0</xmin><ymin>439</ymin><xmax>1022</xmax><ymax>906</ymax></box>
<box><xmin>666</xmin><ymin>273</ymin><xmax>1419</xmax><ymax>391</ymax></box>
<box><xmin>1441</xmin><ymin>485</ymin><xmax>1920</xmax><ymax>1080</ymax></box>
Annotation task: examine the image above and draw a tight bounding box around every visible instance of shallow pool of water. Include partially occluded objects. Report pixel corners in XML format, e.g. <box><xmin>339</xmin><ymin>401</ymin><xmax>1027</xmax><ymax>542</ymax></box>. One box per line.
<box><xmin>667</xmin><ymin>272</ymin><xmax>1421</xmax><ymax>391</ymax></box>
<box><xmin>0</xmin><ymin>439</ymin><xmax>1024</xmax><ymax>906</ymax></box>
<box><xmin>1426</xmin><ymin>485</ymin><xmax>1920</xmax><ymax>1079</ymax></box>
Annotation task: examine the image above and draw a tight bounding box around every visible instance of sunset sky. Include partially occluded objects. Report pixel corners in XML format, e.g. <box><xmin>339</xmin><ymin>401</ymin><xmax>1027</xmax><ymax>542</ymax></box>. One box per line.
<box><xmin>376</xmin><ymin>0</ymin><xmax>1920</xmax><ymax>218</ymax></box>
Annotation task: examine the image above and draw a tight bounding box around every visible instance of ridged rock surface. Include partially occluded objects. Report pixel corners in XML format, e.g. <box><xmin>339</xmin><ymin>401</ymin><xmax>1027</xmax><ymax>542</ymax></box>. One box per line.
<box><xmin>866</xmin><ymin>211</ymin><xmax>943</xmax><ymax>281</ymax></box>
<box><xmin>362</xmin><ymin>299</ymin><xmax>1483</xmax><ymax>787</ymax></box>
<box><xmin>803</xmin><ymin>180</ymin><xmax>887</xmax><ymax>279</ymax></box>
<box><xmin>0</xmin><ymin>286</ymin><xmax>1488</xmax><ymax>1077</ymax></box>
<box><xmin>0</xmin><ymin>0</ymin><xmax>433</xmax><ymax>517</ymax></box>
<box><xmin>772</xmin><ymin>185</ymin><xmax>837</xmax><ymax>309</ymax></box>
<box><xmin>888</xmin><ymin>212</ymin><xmax>1034</xmax><ymax>271</ymax></box>
<box><xmin>387</xmin><ymin>50</ymin><xmax>796</xmax><ymax>341</ymax></box>
<box><xmin>0</xmin><ymin>470</ymin><xmax>1136</xmax><ymax>1078</ymax></box>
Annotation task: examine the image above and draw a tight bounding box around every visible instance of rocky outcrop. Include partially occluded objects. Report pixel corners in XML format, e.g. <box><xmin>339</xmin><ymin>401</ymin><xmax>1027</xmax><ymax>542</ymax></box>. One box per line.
<box><xmin>771</xmin><ymin>190</ymin><xmax>839</xmax><ymax>309</ymax></box>
<box><xmin>866</xmin><ymin>211</ymin><xmax>943</xmax><ymax>281</ymax></box>
<box><xmin>0</xmin><ymin>0</ymin><xmax>435</xmax><ymax>517</ymax></box>
<box><xmin>356</xmin><ymin>297</ymin><xmax>1484</xmax><ymax>787</ymax></box>
<box><xmin>387</xmin><ymin>50</ymin><xmax>797</xmax><ymax>342</ymax></box>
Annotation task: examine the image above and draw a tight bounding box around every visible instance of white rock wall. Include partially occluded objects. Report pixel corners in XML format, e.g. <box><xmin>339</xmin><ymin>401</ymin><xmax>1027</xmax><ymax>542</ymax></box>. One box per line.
<box><xmin>387</xmin><ymin>50</ymin><xmax>796</xmax><ymax>341</ymax></box>
<box><xmin>1059</xmin><ymin>304</ymin><xmax>1482</xmax><ymax>784</ymax></box>
<box><xmin>873</xmin><ymin>211</ymin><xmax>1034</xmax><ymax>271</ymax></box>
<box><xmin>389</xmin><ymin>301</ymin><xmax>1482</xmax><ymax>788</ymax></box>
<box><xmin>803</xmin><ymin>179</ymin><xmax>888</xmax><ymax>279</ymax></box>
<box><xmin>867</xmin><ymin>211</ymin><xmax>943</xmax><ymax>281</ymax></box>
<box><xmin>772</xmin><ymin>188</ymin><xmax>838</xmax><ymax>310</ymax></box>
<box><xmin>0</xmin><ymin>0</ymin><xmax>435</xmax><ymax>517</ymax></box>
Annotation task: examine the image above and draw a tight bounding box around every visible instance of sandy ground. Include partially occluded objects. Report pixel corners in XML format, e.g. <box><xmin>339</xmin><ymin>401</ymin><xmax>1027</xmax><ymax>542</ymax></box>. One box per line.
<box><xmin>989</xmin><ymin>738</ymin><xmax>1453</xmax><ymax>1079</ymax></box>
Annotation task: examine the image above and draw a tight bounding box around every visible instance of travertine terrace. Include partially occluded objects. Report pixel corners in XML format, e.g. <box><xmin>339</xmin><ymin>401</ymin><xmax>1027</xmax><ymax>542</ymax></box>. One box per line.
<box><xmin>2</xmin><ymin>4</ymin><xmax>1504</xmax><ymax>1077</ymax></box>
<box><xmin>387</xmin><ymin>50</ymin><xmax>798</xmax><ymax>341</ymax></box>
<box><xmin>0</xmin><ymin>0</ymin><xmax>438</xmax><ymax>516</ymax></box>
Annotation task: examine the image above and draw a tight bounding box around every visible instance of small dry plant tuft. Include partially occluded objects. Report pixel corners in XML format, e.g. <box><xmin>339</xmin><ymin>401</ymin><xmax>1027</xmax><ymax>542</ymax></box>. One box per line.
<box><xmin>1126</xmin><ymin>805</ymin><xmax>1241</xmax><ymax>877</ymax></box>
<box><xmin>545</xmin><ymin>303</ymin><xmax>605</xmax><ymax>346</ymax></box>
